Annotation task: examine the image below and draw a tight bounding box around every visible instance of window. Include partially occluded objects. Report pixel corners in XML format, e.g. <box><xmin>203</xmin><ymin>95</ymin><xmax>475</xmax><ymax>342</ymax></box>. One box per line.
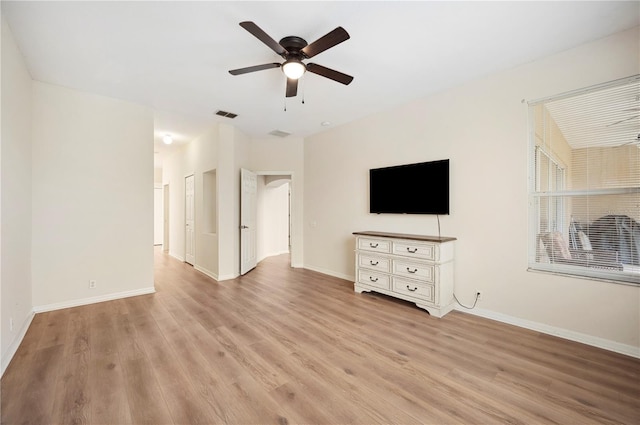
<box><xmin>535</xmin><ymin>147</ymin><xmax>566</xmax><ymax>234</ymax></box>
<box><xmin>528</xmin><ymin>75</ymin><xmax>640</xmax><ymax>285</ymax></box>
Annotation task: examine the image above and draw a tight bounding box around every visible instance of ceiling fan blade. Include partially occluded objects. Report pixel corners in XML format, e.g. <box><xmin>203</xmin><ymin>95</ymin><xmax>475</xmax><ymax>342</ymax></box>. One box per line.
<box><xmin>606</xmin><ymin>114</ymin><xmax>640</xmax><ymax>127</ymax></box>
<box><xmin>301</xmin><ymin>27</ymin><xmax>350</xmax><ymax>58</ymax></box>
<box><xmin>619</xmin><ymin>137</ymin><xmax>640</xmax><ymax>147</ymax></box>
<box><xmin>239</xmin><ymin>21</ymin><xmax>287</xmax><ymax>57</ymax></box>
<box><xmin>286</xmin><ymin>78</ymin><xmax>298</xmax><ymax>98</ymax></box>
<box><xmin>306</xmin><ymin>63</ymin><xmax>353</xmax><ymax>85</ymax></box>
<box><xmin>229</xmin><ymin>63</ymin><xmax>281</xmax><ymax>75</ymax></box>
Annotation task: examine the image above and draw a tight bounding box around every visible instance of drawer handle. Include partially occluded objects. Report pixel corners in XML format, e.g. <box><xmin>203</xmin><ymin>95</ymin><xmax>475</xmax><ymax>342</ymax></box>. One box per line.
<box><xmin>369</xmin><ymin>276</ymin><xmax>379</xmax><ymax>282</ymax></box>
<box><xmin>406</xmin><ymin>285</ymin><xmax>418</xmax><ymax>292</ymax></box>
<box><xmin>406</xmin><ymin>267</ymin><xmax>418</xmax><ymax>274</ymax></box>
<box><xmin>370</xmin><ymin>243</ymin><xmax>379</xmax><ymax>248</ymax></box>
<box><xmin>406</xmin><ymin>247</ymin><xmax>418</xmax><ymax>253</ymax></box>
<box><xmin>370</xmin><ymin>260</ymin><xmax>379</xmax><ymax>266</ymax></box>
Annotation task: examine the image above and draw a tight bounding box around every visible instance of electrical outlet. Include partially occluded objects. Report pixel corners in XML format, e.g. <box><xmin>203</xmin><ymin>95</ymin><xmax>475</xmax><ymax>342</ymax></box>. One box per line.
<box><xmin>10</xmin><ymin>317</ymin><xmax>14</xmax><ymax>332</ymax></box>
<box><xmin>476</xmin><ymin>290</ymin><xmax>482</xmax><ymax>300</ymax></box>
<box><xmin>89</xmin><ymin>280</ymin><xmax>97</xmax><ymax>289</ymax></box>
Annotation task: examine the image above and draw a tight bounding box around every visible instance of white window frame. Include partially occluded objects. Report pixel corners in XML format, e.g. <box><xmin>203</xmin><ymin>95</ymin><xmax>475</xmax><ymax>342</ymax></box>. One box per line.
<box><xmin>527</xmin><ymin>75</ymin><xmax>640</xmax><ymax>286</ymax></box>
<box><xmin>534</xmin><ymin>146</ymin><xmax>566</xmax><ymax>235</ymax></box>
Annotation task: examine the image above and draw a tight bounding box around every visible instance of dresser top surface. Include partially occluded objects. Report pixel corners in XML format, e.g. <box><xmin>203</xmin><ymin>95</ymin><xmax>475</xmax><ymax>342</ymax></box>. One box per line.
<box><xmin>353</xmin><ymin>231</ymin><xmax>456</xmax><ymax>243</ymax></box>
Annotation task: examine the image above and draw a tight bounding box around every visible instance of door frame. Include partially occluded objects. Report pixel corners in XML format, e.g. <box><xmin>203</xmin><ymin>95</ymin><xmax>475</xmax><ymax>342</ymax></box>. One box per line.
<box><xmin>163</xmin><ymin>184</ymin><xmax>170</xmax><ymax>252</ymax></box>
<box><xmin>154</xmin><ymin>184</ymin><xmax>163</xmax><ymax>246</ymax></box>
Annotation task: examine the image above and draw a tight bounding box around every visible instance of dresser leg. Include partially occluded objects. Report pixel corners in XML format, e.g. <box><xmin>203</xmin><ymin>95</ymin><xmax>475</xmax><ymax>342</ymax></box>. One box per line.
<box><xmin>416</xmin><ymin>302</ymin><xmax>455</xmax><ymax>318</ymax></box>
<box><xmin>354</xmin><ymin>285</ymin><xmax>369</xmax><ymax>294</ymax></box>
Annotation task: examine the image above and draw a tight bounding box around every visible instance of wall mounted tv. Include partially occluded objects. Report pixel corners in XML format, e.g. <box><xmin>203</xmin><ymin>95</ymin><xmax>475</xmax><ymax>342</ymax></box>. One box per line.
<box><xmin>369</xmin><ymin>159</ymin><xmax>449</xmax><ymax>215</ymax></box>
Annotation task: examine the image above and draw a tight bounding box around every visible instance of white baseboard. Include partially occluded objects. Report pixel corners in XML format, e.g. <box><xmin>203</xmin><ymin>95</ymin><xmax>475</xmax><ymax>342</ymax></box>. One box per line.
<box><xmin>303</xmin><ymin>264</ymin><xmax>353</xmax><ymax>282</ymax></box>
<box><xmin>456</xmin><ymin>306</ymin><xmax>640</xmax><ymax>359</ymax></box>
<box><xmin>169</xmin><ymin>252</ymin><xmax>185</xmax><ymax>262</ymax></box>
<box><xmin>217</xmin><ymin>273</ymin><xmax>238</xmax><ymax>281</ymax></box>
<box><xmin>1</xmin><ymin>311</ymin><xmax>35</xmax><ymax>378</ymax></box>
<box><xmin>258</xmin><ymin>250</ymin><xmax>290</xmax><ymax>263</ymax></box>
<box><xmin>33</xmin><ymin>287</ymin><xmax>156</xmax><ymax>314</ymax></box>
<box><xmin>194</xmin><ymin>265</ymin><xmax>218</xmax><ymax>281</ymax></box>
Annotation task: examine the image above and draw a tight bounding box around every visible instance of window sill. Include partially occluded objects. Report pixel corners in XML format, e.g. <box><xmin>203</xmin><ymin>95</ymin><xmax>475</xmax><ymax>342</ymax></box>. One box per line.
<box><xmin>527</xmin><ymin>265</ymin><xmax>640</xmax><ymax>286</ymax></box>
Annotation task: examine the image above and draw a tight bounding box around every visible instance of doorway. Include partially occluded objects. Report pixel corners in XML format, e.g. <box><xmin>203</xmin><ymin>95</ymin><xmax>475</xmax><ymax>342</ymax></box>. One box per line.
<box><xmin>240</xmin><ymin>170</ymin><xmax>294</xmax><ymax>275</ymax></box>
<box><xmin>256</xmin><ymin>173</ymin><xmax>292</xmax><ymax>265</ymax></box>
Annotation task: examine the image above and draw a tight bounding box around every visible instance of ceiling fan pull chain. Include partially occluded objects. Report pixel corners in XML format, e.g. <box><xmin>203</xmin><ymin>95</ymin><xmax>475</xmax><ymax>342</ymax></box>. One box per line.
<box><xmin>301</xmin><ymin>77</ymin><xmax>305</xmax><ymax>104</ymax></box>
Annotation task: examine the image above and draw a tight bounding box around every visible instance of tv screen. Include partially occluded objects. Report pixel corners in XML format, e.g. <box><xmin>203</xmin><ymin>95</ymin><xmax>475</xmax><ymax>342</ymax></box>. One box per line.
<box><xmin>369</xmin><ymin>159</ymin><xmax>449</xmax><ymax>215</ymax></box>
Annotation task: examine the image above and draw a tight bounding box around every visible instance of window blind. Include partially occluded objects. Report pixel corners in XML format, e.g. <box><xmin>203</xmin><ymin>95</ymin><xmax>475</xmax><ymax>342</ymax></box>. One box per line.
<box><xmin>528</xmin><ymin>75</ymin><xmax>640</xmax><ymax>285</ymax></box>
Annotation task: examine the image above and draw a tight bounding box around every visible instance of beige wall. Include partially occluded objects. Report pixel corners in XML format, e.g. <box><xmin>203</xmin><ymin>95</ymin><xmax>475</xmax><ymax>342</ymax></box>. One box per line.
<box><xmin>162</xmin><ymin>123</ymin><xmax>253</xmax><ymax>280</ymax></box>
<box><xmin>31</xmin><ymin>82</ymin><xmax>155</xmax><ymax>308</ymax></box>
<box><xmin>1</xmin><ymin>16</ymin><xmax>34</xmax><ymax>372</ymax></box>
<box><xmin>162</xmin><ymin>131</ymin><xmax>304</xmax><ymax>278</ymax></box>
<box><xmin>303</xmin><ymin>27</ymin><xmax>640</xmax><ymax>353</ymax></box>
<box><xmin>163</xmin><ymin>126</ymin><xmax>220</xmax><ymax>276</ymax></box>
<box><xmin>154</xmin><ymin>167</ymin><xmax>162</xmax><ymax>185</ymax></box>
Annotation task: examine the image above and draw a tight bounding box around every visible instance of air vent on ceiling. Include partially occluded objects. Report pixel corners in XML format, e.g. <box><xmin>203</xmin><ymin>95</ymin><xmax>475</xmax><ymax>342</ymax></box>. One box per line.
<box><xmin>215</xmin><ymin>110</ymin><xmax>238</xmax><ymax>119</ymax></box>
<box><xmin>269</xmin><ymin>130</ymin><xmax>291</xmax><ymax>138</ymax></box>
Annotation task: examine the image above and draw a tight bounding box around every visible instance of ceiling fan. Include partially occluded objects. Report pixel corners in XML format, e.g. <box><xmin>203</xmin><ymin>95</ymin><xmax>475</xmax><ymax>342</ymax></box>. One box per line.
<box><xmin>229</xmin><ymin>21</ymin><xmax>353</xmax><ymax>98</ymax></box>
<box><xmin>619</xmin><ymin>133</ymin><xmax>640</xmax><ymax>147</ymax></box>
<box><xmin>606</xmin><ymin>107</ymin><xmax>640</xmax><ymax>127</ymax></box>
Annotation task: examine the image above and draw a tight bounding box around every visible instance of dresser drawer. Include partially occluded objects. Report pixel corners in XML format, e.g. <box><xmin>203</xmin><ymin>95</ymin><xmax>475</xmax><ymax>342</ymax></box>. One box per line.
<box><xmin>357</xmin><ymin>270</ymin><xmax>390</xmax><ymax>290</ymax></box>
<box><xmin>358</xmin><ymin>254</ymin><xmax>391</xmax><ymax>272</ymax></box>
<box><xmin>393</xmin><ymin>241</ymin><xmax>436</xmax><ymax>260</ymax></box>
<box><xmin>392</xmin><ymin>277</ymin><xmax>434</xmax><ymax>303</ymax></box>
<box><xmin>358</xmin><ymin>237</ymin><xmax>391</xmax><ymax>253</ymax></box>
<box><xmin>392</xmin><ymin>260</ymin><xmax>435</xmax><ymax>283</ymax></box>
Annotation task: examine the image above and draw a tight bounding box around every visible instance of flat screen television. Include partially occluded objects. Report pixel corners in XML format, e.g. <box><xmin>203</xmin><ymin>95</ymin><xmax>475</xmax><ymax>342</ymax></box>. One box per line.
<box><xmin>369</xmin><ymin>159</ymin><xmax>449</xmax><ymax>215</ymax></box>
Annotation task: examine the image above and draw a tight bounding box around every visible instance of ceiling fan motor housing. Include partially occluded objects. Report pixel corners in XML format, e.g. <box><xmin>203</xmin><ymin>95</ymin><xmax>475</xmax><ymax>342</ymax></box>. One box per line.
<box><xmin>279</xmin><ymin>36</ymin><xmax>308</xmax><ymax>57</ymax></box>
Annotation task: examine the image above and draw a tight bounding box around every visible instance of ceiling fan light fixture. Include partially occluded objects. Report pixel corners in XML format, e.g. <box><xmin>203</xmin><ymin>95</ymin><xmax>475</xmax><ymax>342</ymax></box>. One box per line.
<box><xmin>282</xmin><ymin>59</ymin><xmax>306</xmax><ymax>80</ymax></box>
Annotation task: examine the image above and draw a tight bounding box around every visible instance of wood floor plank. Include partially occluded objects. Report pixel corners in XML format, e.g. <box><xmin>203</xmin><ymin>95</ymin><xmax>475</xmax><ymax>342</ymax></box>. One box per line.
<box><xmin>120</xmin><ymin>357</ymin><xmax>174</xmax><ymax>425</ymax></box>
<box><xmin>151</xmin><ymin>298</ymin><xmax>247</xmax><ymax>422</ymax></box>
<box><xmin>7</xmin><ymin>313</ymin><xmax>45</xmax><ymax>362</ymax></box>
<box><xmin>269</xmin><ymin>382</ymin><xmax>337</xmax><ymax>425</ymax></box>
<box><xmin>36</xmin><ymin>308</ymin><xmax>70</xmax><ymax>349</ymax></box>
<box><xmin>2</xmin><ymin>249</ymin><xmax>639</xmax><ymax>425</ymax></box>
<box><xmin>5</xmin><ymin>344</ymin><xmax>65</xmax><ymax>424</ymax></box>
<box><xmin>88</xmin><ymin>303</ymin><xmax>133</xmax><ymax>425</ymax></box>
<box><xmin>51</xmin><ymin>306</ymin><xmax>92</xmax><ymax>425</ymax></box>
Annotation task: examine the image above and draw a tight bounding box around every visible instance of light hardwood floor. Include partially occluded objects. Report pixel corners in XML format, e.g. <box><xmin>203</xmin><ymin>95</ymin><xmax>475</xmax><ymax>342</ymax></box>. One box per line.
<box><xmin>2</xmin><ymin>249</ymin><xmax>639</xmax><ymax>424</ymax></box>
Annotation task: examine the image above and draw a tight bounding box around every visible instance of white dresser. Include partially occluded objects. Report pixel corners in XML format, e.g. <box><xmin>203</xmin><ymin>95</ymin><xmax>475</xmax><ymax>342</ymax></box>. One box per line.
<box><xmin>353</xmin><ymin>231</ymin><xmax>456</xmax><ymax>318</ymax></box>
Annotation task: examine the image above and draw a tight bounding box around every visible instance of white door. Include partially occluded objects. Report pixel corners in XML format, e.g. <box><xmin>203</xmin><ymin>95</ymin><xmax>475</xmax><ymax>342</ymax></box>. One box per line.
<box><xmin>185</xmin><ymin>174</ymin><xmax>195</xmax><ymax>265</ymax></box>
<box><xmin>153</xmin><ymin>187</ymin><xmax>163</xmax><ymax>245</ymax></box>
<box><xmin>163</xmin><ymin>184</ymin><xmax>170</xmax><ymax>252</ymax></box>
<box><xmin>240</xmin><ymin>168</ymin><xmax>257</xmax><ymax>275</ymax></box>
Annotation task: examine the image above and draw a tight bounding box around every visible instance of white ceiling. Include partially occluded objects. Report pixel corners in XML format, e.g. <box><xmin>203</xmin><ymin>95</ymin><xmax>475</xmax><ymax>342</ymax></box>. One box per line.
<box><xmin>3</xmin><ymin>1</ymin><xmax>639</xmax><ymax>164</ymax></box>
